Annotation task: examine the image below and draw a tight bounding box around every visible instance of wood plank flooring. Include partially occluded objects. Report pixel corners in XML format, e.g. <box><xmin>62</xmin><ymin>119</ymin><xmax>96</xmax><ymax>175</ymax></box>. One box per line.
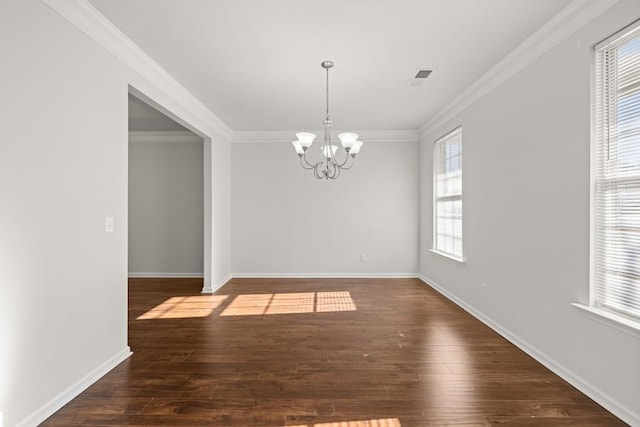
<box><xmin>42</xmin><ymin>278</ymin><xmax>626</xmax><ymax>426</ymax></box>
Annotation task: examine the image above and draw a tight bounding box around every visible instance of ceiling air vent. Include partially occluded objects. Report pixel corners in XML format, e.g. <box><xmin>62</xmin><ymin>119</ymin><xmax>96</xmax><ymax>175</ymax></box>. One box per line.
<box><xmin>410</xmin><ymin>69</ymin><xmax>434</xmax><ymax>87</ymax></box>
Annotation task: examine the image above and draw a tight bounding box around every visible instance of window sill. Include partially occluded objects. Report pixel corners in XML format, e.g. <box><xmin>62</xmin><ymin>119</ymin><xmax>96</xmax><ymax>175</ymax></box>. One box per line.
<box><xmin>428</xmin><ymin>249</ymin><xmax>466</xmax><ymax>265</ymax></box>
<box><xmin>572</xmin><ymin>303</ymin><xmax>640</xmax><ymax>338</ymax></box>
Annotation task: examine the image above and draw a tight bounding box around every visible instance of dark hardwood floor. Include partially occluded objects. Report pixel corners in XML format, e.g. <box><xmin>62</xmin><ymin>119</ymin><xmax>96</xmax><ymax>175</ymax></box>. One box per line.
<box><xmin>42</xmin><ymin>277</ymin><xmax>626</xmax><ymax>426</ymax></box>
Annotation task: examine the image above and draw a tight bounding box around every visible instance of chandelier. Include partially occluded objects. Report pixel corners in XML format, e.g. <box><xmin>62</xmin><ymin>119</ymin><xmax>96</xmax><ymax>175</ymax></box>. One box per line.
<box><xmin>292</xmin><ymin>61</ymin><xmax>363</xmax><ymax>179</ymax></box>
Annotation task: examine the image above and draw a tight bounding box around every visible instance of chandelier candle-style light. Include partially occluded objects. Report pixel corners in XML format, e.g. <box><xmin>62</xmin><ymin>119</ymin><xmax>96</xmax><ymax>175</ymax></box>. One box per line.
<box><xmin>292</xmin><ymin>61</ymin><xmax>363</xmax><ymax>179</ymax></box>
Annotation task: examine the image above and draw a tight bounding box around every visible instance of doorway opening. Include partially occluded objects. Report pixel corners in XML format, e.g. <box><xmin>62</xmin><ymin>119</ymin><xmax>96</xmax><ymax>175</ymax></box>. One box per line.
<box><xmin>127</xmin><ymin>87</ymin><xmax>211</xmax><ymax>292</ymax></box>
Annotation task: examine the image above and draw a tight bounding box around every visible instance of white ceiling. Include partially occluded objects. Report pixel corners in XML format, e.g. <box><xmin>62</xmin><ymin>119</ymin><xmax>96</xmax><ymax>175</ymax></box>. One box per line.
<box><xmin>90</xmin><ymin>0</ymin><xmax>572</xmax><ymax>132</ymax></box>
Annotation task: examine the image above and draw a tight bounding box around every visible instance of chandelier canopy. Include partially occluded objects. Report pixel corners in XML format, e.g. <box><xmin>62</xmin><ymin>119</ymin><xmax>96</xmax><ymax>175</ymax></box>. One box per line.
<box><xmin>292</xmin><ymin>61</ymin><xmax>363</xmax><ymax>179</ymax></box>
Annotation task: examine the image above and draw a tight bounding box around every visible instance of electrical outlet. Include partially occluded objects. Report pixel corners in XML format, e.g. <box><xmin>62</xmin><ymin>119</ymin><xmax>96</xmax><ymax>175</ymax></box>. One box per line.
<box><xmin>360</xmin><ymin>254</ymin><xmax>367</xmax><ymax>263</ymax></box>
<box><xmin>105</xmin><ymin>216</ymin><xmax>114</xmax><ymax>233</ymax></box>
<box><xmin>482</xmin><ymin>283</ymin><xmax>489</xmax><ymax>297</ymax></box>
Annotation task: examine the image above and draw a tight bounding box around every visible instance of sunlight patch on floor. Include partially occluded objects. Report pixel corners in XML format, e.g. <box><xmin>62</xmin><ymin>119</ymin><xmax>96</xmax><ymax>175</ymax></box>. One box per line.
<box><xmin>220</xmin><ymin>291</ymin><xmax>357</xmax><ymax>316</ymax></box>
<box><xmin>316</xmin><ymin>291</ymin><xmax>357</xmax><ymax>312</ymax></box>
<box><xmin>267</xmin><ymin>292</ymin><xmax>315</xmax><ymax>314</ymax></box>
<box><xmin>137</xmin><ymin>295</ymin><xmax>228</xmax><ymax>319</ymax></box>
<box><xmin>289</xmin><ymin>418</ymin><xmax>401</xmax><ymax>427</ymax></box>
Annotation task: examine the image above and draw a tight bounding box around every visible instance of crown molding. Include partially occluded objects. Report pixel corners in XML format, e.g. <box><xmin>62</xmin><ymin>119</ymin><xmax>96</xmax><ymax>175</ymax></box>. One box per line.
<box><xmin>43</xmin><ymin>0</ymin><xmax>233</xmax><ymax>141</ymax></box>
<box><xmin>128</xmin><ymin>131</ymin><xmax>203</xmax><ymax>143</ymax></box>
<box><xmin>232</xmin><ymin>130</ymin><xmax>419</xmax><ymax>144</ymax></box>
<box><xmin>419</xmin><ymin>0</ymin><xmax>619</xmax><ymax>139</ymax></box>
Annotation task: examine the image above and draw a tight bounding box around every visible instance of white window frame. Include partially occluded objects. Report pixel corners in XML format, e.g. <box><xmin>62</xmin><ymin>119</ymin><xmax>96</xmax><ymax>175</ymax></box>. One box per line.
<box><xmin>584</xmin><ymin>20</ymin><xmax>640</xmax><ymax>330</ymax></box>
<box><xmin>432</xmin><ymin>126</ymin><xmax>464</xmax><ymax>263</ymax></box>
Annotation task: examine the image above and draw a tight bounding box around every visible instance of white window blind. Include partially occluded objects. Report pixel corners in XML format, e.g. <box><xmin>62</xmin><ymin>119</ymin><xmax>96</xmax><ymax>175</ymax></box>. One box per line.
<box><xmin>433</xmin><ymin>127</ymin><xmax>463</xmax><ymax>260</ymax></box>
<box><xmin>594</xmin><ymin>21</ymin><xmax>640</xmax><ymax>321</ymax></box>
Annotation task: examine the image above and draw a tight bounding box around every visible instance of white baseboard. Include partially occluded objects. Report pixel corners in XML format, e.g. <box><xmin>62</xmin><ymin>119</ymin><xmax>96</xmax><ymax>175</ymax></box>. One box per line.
<box><xmin>17</xmin><ymin>347</ymin><xmax>132</xmax><ymax>427</ymax></box>
<box><xmin>128</xmin><ymin>272</ymin><xmax>204</xmax><ymax>278</ymax></box>
<box><xmin>176</xmin><ymin>272</ymin><xmax>419</xmax><ymax>294</ymax></box>
<box><xmin>201</xmin><ymin>273</ymin><xmax>232</xmax><ymax>294</ymax></box>
<box><xmin>417</xmin><ymin>274</ymin><xmax>639</xmax><ymax>427</ymax></box>
<box><xmin>231</xmin><ymin>273</ymin><xmax>419</xmax><ymax>279</ymax></box>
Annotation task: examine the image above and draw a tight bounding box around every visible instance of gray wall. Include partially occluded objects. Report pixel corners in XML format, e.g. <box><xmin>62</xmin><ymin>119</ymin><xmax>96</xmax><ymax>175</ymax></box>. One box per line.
<box><xmin>0</xmin><ymin>3</ymin><xmax>128</xmax><ymax>425</ymax></box>
<box><xmin>0</xmin><ymin>1</ymin><xmax>232</xmax><ymax>425</ymax></box>
<box><xmin>232</xmin><ymin>138</ymin><xmax>419</xmax><ymax>275</ymax></box>
<box><xmin>420</xmin><ymin>0</ymin><xmax>640</xmax><ymax>423</ymax></box>
<box><xmin>129</xmin><ymin>133</ymin><xmax>204</xmax><ymax>276</ymax></box>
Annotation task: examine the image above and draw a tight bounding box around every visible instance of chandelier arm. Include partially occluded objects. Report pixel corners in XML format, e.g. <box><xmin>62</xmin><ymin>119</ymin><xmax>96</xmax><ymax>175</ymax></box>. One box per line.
<box><xmin>327</xmin><ymin>161</ymin><xmax>334</xmax><ymax>179</ymax></box>
<box><xmin>339</xmin><ymin>156</ymin><xmax>356</xmax><ymax>170</ymax></box>
<box><xmin>331</xmin><ymin>162</ymin><xmax>342</xmax><ymax>179</ymax></box>
<box><xmin>313</xmin><ymin>164</ymin><xmax>323</xmax><ymax>180</ymax></box>
<box><xmin>299</xmin><ymin>153</ymin><xmax>315</xmax><ymax>170</ymax></box>
<box><xmin>328</xmin><ymin>159</ymin><xmax>338</xmax><ymax>179</ymax></box>
<box><xmin>299</xmin><ymin>155</ymin><xmax>309</xmax><ymax>168</ymax></box>
<box><xmin>301</xmin><ymin>149</ymin><xmax>320</xmax><ymax>169</ymax></box>
<box><xmin>335</xmin><ymin>149</ymin><xmax>352</xmax><ymax>168</ymax></box>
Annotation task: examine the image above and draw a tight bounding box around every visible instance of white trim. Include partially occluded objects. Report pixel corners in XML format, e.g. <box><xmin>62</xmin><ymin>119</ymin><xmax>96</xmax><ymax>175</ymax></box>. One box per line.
<box><xmin>589</xmin><ymin>34</ymin><xmax>599</xmax><ymax>308</ymax></box>
<box><xmin>128</xmin><ymin>131</ymin><xmax>202</xmax><ymax>144</ymax></box>
<box><xmin>432</xmin><ymin>127</ymin><xmax>464</xmax><ymax>261</ymax></box>
<box><xmin>434</xmin><ymin>126</ymin><xmax>463</xmax><ymax>144</ymax></box>
<box><xmin>419</xmin><ymin>0</ymin><xmax>619</xmax><ymax>138</ymax></box>
<box><xmin>418</xmin><ymin>274</ymin><xmax>639</xmax><ymax>427</ymax></box>
<box><xmin>428</xmin><ymin>249</ymin><xmax>466</xmax><ymax>265</ymax></box>
<box><xmin>43</xmin><ymin>0</ymin><xmax>232</xmax><ymax>141</ymax></box>
<box><xmin>202</xmin><ymin>138</ymin><xmax>213</xmax><ymax>294</ymax></box>
<box><xmin>231</xmin><ymin>273</ymin><xmax>419</xmax><ymax>279</ymax></box>
<box><xmin>16</xmin><ymin>347</ymin><xmax>132</xmax><ymax>427</ymax></box>
<box><xmin>595</xmin><ymin>17</ymin><xmax>640</xmax><ymax>49</ymax></box>
<box><xmin>232</xmin><ymin>130</ymin><xmax>419</xmax><ymax>144</ymax></box>
<box><xmin>128</xmin><ymin>272</ymin><xmax>204</xmax><ymax>278</ymax></box>
<box><xmin>572</xmin><ymin>303</ymin><xmax>640</xmax><ymax>337</ymax></box>
<box><xmin>201</xmin><ymin>273</ymin><xmax>232</xmax><ymax>294</ymax></box>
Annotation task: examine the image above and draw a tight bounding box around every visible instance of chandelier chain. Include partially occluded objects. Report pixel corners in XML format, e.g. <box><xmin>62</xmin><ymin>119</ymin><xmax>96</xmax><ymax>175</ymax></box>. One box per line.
<box><xmin>325</xmin><ymin>66</ymin><xmax>330</xmax><ymax>120</ymax></box>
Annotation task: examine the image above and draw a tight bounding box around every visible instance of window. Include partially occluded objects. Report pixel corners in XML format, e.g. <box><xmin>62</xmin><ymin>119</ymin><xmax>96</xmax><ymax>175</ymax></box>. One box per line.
<box><xmin>433</xmin><ymin>127</ymin><xmax>463</xmax><ymax>261</ymax></box>
<box><xmin>593</xmin><ymin>21</ymin><xmax>640</xmax><ymax>321</ymax></box>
